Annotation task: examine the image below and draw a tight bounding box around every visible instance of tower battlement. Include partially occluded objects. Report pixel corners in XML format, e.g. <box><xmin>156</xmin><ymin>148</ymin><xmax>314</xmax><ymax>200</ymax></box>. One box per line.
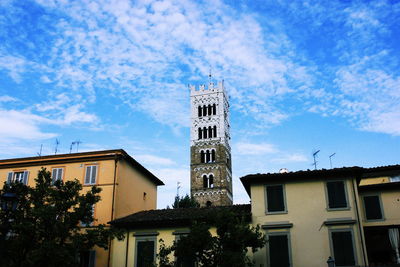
<box><xmin>189</xmin><ymin>81</ymin><xmax>225</xmax><ymax>95</ymax></box>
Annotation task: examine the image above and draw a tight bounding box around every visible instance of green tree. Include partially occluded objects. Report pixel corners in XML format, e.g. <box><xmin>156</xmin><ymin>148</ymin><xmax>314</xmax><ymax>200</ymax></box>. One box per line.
<box><xmin>158</xmin><ymin>209</ymin><xmax>265</xmax><ymax>267</ymax></box>
<box><xmin>0</xmin><ymin>168</ymin><xmax>124</xmax><ymax>267</ymax></box>
<box><xmin>172</xmin><ymin>194</ymin><xmax>200</xmax><ymax>209</ymax></box>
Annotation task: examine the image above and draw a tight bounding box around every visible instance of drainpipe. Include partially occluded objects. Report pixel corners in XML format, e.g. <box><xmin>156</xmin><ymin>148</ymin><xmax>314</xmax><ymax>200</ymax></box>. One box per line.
<box><xmin>351</xmin><ymin>177</ymin><xmax>368</xmax><ymax>266</ymax></box>
<box><xmin>107</xmin><ymin>155</ymin><xmax>119</xmax><ymax>267</ymax></box>
<box><xmin>125</xmin><ymin>230</ymin><xmax>130</xmax><ymax>267</ymax></box>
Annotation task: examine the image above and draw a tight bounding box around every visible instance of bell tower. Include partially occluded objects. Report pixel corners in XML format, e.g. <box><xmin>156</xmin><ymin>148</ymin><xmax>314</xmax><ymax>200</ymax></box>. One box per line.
<box><xmin>190</xmin><ymin>80</ymin><xmax>233</xmax><ymax>207</ymax></box>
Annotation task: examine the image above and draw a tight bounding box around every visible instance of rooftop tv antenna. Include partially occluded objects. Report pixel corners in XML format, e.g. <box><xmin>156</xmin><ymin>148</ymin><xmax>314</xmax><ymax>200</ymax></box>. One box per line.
<box><xmin>69</xmin><ymin>140</ymin><xmax>82</xmax><ymax>153</ymax></box>
<box><xmin>329</xmin><ymin>153</ymin><xmax>336</xmax><ymax>169</ymax></box>
<box><xmin>312</xmin><ymin>150</ymin><xmax>320</xmax><ymax>170</ymax></box>
<box><xmin>54</xmin><ymin>139</ymin><xmax>60</xmax><ymax>155</ymax></box>
<box><xmin>75</xmin><ymin>140</ymin><xmax>81</xmax><ymax>152</ymax></box>
<box><xmin>176</xmin><ymin>181</ymin><xmax>181</xmax><ymax>208</ymax></box>
<box><xmin>37</xmin><ymin>144</ymin><xmax>43</xmax><ymax>157</ymax></box>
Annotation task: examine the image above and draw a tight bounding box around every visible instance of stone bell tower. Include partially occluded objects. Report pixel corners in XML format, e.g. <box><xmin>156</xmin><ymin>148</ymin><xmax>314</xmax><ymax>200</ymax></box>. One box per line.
<box><xmin>190</xmin><ymin>80</ymin><xmax>233</xmax><ymax>207</ymax></box>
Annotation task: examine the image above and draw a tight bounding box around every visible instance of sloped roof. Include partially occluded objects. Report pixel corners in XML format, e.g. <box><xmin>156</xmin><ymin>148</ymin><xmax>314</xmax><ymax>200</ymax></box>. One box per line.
<box><xmin>240</xmin><ymin>164</ymin><xmax>400</xmax><ymax>196</ymax></box>
<box><xmin>0</xmin><ymin>149</ymin><xmax>164</xmax><ymax>186</ymax></box>
<box><xmin>109</xmin><ymin>204</ymin><xmax>251</xmax><ymax>229</ymax></box>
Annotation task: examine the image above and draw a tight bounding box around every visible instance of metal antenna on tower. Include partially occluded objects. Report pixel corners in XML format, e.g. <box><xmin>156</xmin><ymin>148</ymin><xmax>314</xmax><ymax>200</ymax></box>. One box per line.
<box><xmin>69</xmin><ymin>142</ymin><xmax>74</xmax><ymax>153</ymax></box>
<box><xmin>54</xmin><ymin>139</ymin><xmax>60</xmax><ymax>155</ymax></box>
<box><xmin>208</xmin><ymin>66</ymin><xmax>212</xmax><ymax>84</ymax></box>
<box><xmin>312</xmin><ymin>150</ymin><xmax>320</xmax><ymax>170</ymax></box>
<box><xmin>329</xmin><ymin>153</ymin><xmax>336</xmax><ymax>169</ymax></box>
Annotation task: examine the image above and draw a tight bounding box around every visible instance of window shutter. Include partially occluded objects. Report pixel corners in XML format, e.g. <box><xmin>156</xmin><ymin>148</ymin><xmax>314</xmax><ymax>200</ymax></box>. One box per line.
<box><xmin>52</xmin><ymin>169</ymin><xmax>57</xmax><ymax>183</ymax></box>
<box><xmin>364</xmin><ymin>195</ymin><xmax>382</xmax><ymax>220</ymax></box>
<box><xmin>267</xmin><ymin>185</ymin><xmax>285</xmax><ymax>212</ymax></box>
<box><xmin>57</xmin><ymin>168</ymin><xmax>63</xmax><ymax>181</ymax></box>
<box><xmin>7</xmin><ymin>172</ymin><xmax>13</xmax><ymax>183</ymax></box>
<box><xmin>331</xmin><ymin>231</ymin><xmax>355</xmax><ymax>266</ymax></box>
<box><xmin>85</xmin><ymin>166</ymin><xmax>91</xmax><ymax>184</ymax></box>
<box><xmin>88</xmin><ymin>250</ymin><xmax>96</xmax><ymax>267</ymax></box>
<box><xmin>23</xmin><ymin>171</ymin><xmax>29</xmax><ymax>185</ymax></box>
<box><xmin>90</xmin><ymin>166</ymin><xmax>97</xmax><ymax>184</ymax></box>
<box><xmin>327</xmin><ymin>181</ymin><xmax>347</xmax><ymax>209</ymax></box>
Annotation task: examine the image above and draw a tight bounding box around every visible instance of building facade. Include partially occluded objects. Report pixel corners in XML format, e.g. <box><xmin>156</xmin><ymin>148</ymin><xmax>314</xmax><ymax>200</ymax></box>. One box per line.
<box><xmin>189</xmin><ymin>81</ymin><xmax>232</xmax><ymax>207</ymax></box>
<box><xmin>0</xmin><ymin>149</ymin><xmax>164</xmax><ymax>267</ymax></box>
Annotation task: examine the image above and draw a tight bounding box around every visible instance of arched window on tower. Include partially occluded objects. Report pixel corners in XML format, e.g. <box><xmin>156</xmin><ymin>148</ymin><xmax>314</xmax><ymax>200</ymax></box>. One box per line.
<box><xmin>209</xmin><ymin>174</ymin><xmax>214</xmax><ymax>188</ymax></box>
<box><xmin>203</xmin><ymin>175</ymin><xmax>208</xmax><ymax>188</ymax></box>
<box><xmin>213</xmin><ymin>126</ymin><xmax>217</xmax><ymax>137</ymax></box>
<box><xmin>198</xmin><ymin>128</ymin><xmax>202</xmax><ymax>139</ymax></box>
<box><xmin>212</xmin><ymin>104</ymin><xmax>216</xmax><ymax>115</ymax></box>
<box><xmin>208</xmin><ymin>126</ymin><xmax>212</xmax><ymax>138</ymax></box>
<box><xmin>198</xmin><ymin>106</ymin><xmax>202</xmax><ymax>117</ymax></box>
<box><xmin>206</xmin><ymin>150</ymin><xmax>211</xmax><ymax>163</ymax></box>
<box><xmin>211</xmin><ymin>149</ymin><xmax>216</xmax><ymax>162</ymax></box>
<box><xmin>206</xmin><ymin>201</ymin><xmax>212</xmax><ymax>207</ymax></box>
<box><xmin>200</xmin><ymin>150</ymin><xmax>205</xmax><ymax>163</ymax></box>
<box><xmin>208</xmin><ymin>105</ymin><xmax>212</xmax><ymax>116</ymax></box>
<box><xmin>203</xmin><ymin>105</ymin><xmax>207</xmax><ymax>116</ymax></box>
<box><xmin>203</xmin><ymin>127</ymin><xmax>207</xmax><ymax>138</ymax></box>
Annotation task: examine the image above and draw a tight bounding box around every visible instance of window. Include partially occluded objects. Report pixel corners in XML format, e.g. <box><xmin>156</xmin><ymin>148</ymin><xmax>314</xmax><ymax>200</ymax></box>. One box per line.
<box><xmin>390</xmin><ymin>175</ymin><xmax>400</xmax><ymax>182</ymax></box>
<box><xmin>326</xmin><ymin>180</ymin><xmax>348</xmax><ymax>209</ymax></box>
<box><xmin>213</xmin><ymin>125</ymin><xmax>217</xmax><ymax>137</ymax></box>
<box><xmin>267</xmin><ymin>232</ymin><xmax>291</xmax><ymax>267</ymax></box>
<box><xmin>265</xmin><ymin>184</ymin><xmax>286</xmax><ymax>213</ymax></box>
<box><xmin>198</xmin><ymin>106</ymin><xmax>202</xmax><ymax>117</ymax></box>
<box><xmin>84</xmin><ymin>165</ymin><xmax>97</xmax><ymax>185</ymax></box>
<box><xmin>202</xmin><ymin>105</ymin><xmax>207</xmax><ymax>116</ymax></box>
<box><xmin>52</xmin><ymin>168</ymin><xmax>63</xmax><ymax>183</ymax></box>
<box><xmin>79</xmin><ymin>250</ymin><xmax>95</xmax><ymax>267</ymax></box>
<box><xmin>363</xmin><ymin>195</ymin><xmax>384</xmax><ymax>221</ymax></box>
<box><xmin>198</xmin><ymin>128</ymin><xmax>203</xmax><ymax>139</ymax></box>
<box><xmin>203</xmin><ymin>174</ymin><xmax>214</xmax><ymax>189</ymax></box>
<box><xmin>135</xmin><ymin>236</ymin><xmax>156</xmax><ymax>267</ymax></box>
<box><xmin>7</xmin><ymin>171</ymin><xmax>29</xmax><ymax>185</ymax></box>
<box><xmin>174</xmin><ymin>232</ymin><xmax>196</xmax><ymax>267</ymax></box>
<box><xmin>212</xmin><ymin>103</ymin><xmax>216</xmax><ymax>115</ymax></box>
<box><xmin>329</xmin><ymin>229</ymin><xmax>356</xmax><ymax>266</ymax></box>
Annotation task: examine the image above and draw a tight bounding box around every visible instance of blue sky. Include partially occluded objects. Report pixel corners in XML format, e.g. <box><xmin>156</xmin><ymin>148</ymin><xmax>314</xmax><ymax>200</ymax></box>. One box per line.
<box><xmin>1</xmin><ymin>0</ymin><xmax>399</xmax><ymax>208</ymax></box>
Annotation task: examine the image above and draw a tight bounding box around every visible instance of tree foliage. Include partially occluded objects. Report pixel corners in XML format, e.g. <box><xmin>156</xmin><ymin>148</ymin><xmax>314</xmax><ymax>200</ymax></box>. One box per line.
<box><xmin>0</xmin><ymin>168</ymin><xmax>124</xmax><ymax>267</ymax></box>
<box><xmin>157</xmin><ymin>209</ymin><xmax>266</xmax><ymax>267</ymax></box>
<box><xmin>172</xmin><ymin>194</ymin><xmax>200</xmax><ymax>209</ymax></box>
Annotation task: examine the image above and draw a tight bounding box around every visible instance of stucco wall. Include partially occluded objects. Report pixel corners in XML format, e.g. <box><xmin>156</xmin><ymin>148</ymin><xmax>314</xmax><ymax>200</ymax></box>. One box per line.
<box><xmin>250</xmin><ymin>179</ymin><xmax>366</xmax><ymax>267</ymax></box>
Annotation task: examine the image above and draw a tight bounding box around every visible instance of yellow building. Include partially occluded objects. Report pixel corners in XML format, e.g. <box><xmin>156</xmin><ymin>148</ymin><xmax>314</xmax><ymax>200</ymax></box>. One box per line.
<box><xmin>108</xmin><ymin>165</ymin><xmax>400</xmax><ymax>267</ymax></box>
<box><xmin>109</xmin><ymin>205</ymin><xmax>250</xmax><ymax>267</ymax></box>
<box><xmin>0</xmin><ymin>149</ymin><xmax>164</xmax><ymax>267</ymax></box>
<box><xmin>241</xmin><ymin>165</ymin><xmax>400</xmax><ymax>267</ymax></box>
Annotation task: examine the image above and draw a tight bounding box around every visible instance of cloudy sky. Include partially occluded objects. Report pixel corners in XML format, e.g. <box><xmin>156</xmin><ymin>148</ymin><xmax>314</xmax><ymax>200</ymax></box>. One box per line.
<box><xmin>1</xmin><ymin>0</ymin><xmax>399</xmax><ymax>208</ymax></box>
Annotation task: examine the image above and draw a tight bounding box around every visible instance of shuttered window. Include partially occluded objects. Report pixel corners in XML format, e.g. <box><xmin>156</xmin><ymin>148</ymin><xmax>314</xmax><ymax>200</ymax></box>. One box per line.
<box><xmin>268</xmin><ymin>233</ymin><xmax>291</xmax><ymax>267</ymax></box>
<box><xmin>363</xmin><ymin>195</ymin><xmax>383</xmax><ymax>220</ymax></box>
<box><xmin>136</xmin><ymin>240</ymin><xmax>155</xmax><ymax>267</ymax></box>
<box><xmin>7</xmin><ymin>171</ymin><xmax>29</xmax><ymax>185</ymax></box>
<box><xmin>326</xmin><ymin>181</ymin><xmax>348</xmax><ymax>209</ymax></box>
<box><xmin>266</xmin><ymin>184</ymin><xmax>286</xmax><ymax>213</ymax></box>
<box><xmin>52</xmin><ymin>168</ymin><xmax>63</xmax><ymax>183</ymax></box>
<box><xmin>84</xmin><ymin>165</ymin><xmax>97</xmax><ymax>185</ymax></box>
<box><xmin>79</xmin><ymin>250</ymin><xmax>95</xmax><ymax>267</ymax></box>
<box><xmin>331</xmin><ymin>230</ymin><xmax>356</xmax><ymax>266</ymax></box>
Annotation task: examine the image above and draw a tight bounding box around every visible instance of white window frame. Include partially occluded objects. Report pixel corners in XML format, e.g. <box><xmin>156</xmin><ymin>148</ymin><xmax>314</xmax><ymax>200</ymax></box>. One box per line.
<box><xmin>84</xmin><ymin>165</ymin><xmax>98</xmax><ymax>185</ymax></box>
<box><xmin>52</xmin><ymin>168</ymin><xmax>64</xmax><ymax>183</ymax></box>
<box><xmin>7</xmin><ymin>171</ymin><xmax>29</xmax><ymax>185</ymax></box>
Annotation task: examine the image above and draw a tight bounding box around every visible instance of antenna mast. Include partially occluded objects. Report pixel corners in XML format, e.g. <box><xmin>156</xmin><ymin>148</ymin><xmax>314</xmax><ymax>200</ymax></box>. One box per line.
<box><xmin>37</xmin><ymin>144</ymin><xmax>43</xmax><ymax>157</ymax></box>
<box><xmin>54</xmin><ymin>139</ymin><xmax>60</xmax><ymax>155</ymax></box>
<box><xmin>329</xmin><ymin>153</ymin><xmax>336</xmax><ymax>169</ymax></box>
<box><xmin>312</xmin><ymin>150</ymin><xmax>320</xmax><ymax>170</ymax></box>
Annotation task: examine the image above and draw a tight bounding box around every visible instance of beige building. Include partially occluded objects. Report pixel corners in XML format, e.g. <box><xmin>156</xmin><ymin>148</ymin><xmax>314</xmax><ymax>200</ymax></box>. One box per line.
<box><xmin>241</xmin><ymin>165</ymin><xmax>400</xmax><ymax>267</ymax></box>
<box><xmin>108</xmin><ymin>165</ymin><xmax>400</xmax><ymax>267</ymax></box>
<box><xmin>0</xmin><ymin>149</ymin><xmax>164</xmax><ymax>267</ymax></box>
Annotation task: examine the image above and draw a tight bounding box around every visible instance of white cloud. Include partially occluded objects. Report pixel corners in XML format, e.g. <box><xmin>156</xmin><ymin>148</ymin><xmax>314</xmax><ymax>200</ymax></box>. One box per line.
<box><xmin>0</xmin><ymin>95</ymin><xmax>18</xmax><ymax>102</ymax></box>
<box><xmin>235</xmin><ymin>142</ymin><xmax>277</xmax><ymax>155</ymax></box>
<box><xmin>271</xmin><ymin>153</ymin><xmax>308</xmax><ymax>164</ymax></box>
<box><xmin>0</xmin><ymin>109</ymin><xmax>56</xmax><ymax>141</ymax></box>
<box><xmin>135</xmin><ymin>154</ymin><xmax>175</xmax><ymax>167</ymax></box>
